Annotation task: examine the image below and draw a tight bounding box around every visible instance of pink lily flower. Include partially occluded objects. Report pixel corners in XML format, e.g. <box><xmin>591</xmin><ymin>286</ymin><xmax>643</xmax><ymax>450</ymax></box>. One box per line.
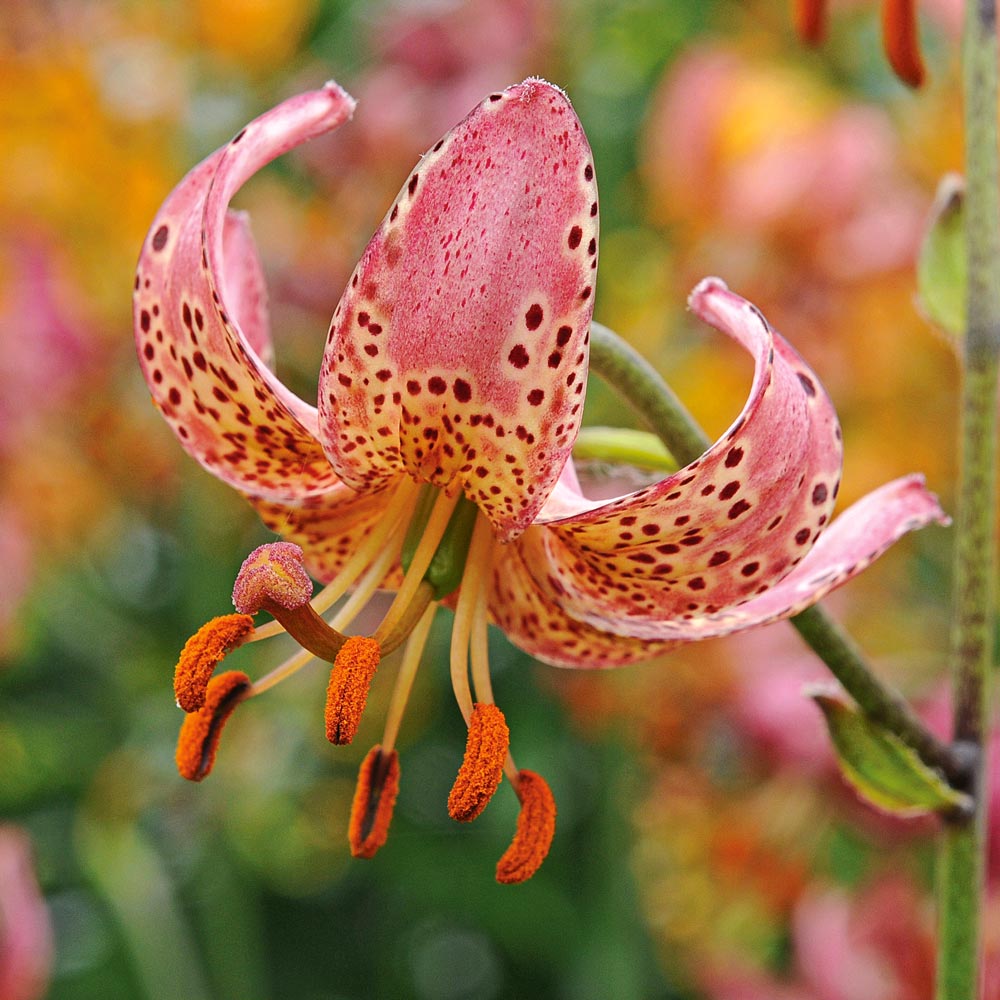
<box><xmin>133</xmin><ymin>79</ymin><xmax>946</xmax><ymax>882</ymax></box>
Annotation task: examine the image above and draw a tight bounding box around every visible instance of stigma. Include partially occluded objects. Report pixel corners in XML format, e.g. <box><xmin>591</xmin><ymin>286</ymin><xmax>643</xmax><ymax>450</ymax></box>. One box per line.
<box><xmin>171</xmin><ymin>478</ymin><xmax>556</xmax><ymax>883</ymax></box>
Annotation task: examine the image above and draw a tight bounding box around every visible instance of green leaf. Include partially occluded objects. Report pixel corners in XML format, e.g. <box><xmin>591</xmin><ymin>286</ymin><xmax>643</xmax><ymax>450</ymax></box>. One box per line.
<box><xmin>573</xmin><ymin>426</ymin><xmax>677</xmax><ymax>472</ymax></box>
<box><xmin>917</xmin><ymin>173</ymin><xmax>966</xmax><ymax>339</ymax></box>
<box><xmin>808</xmin><ymin>687</ymin><xmax>972</xmax><ymax>818</ymax></box>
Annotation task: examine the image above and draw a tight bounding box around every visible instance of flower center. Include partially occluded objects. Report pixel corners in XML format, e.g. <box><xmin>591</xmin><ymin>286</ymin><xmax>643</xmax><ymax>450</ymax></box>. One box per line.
<box><xmin>170</xmin><ymin>476</ymin><xmax>555</xmax><ymax>883</ymax></box>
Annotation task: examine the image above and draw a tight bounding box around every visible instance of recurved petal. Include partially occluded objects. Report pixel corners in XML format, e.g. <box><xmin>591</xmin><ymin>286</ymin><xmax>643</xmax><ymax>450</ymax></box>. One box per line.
<box><xmin>318</xmin><ymin>79</ymin><xmax>599</xmax><ymax>542</ymax></box>
<box><xmin>134</xmin><ymin>84</ymin><xmax>355</xmax><ymax>500</ymax></box>
<box><xmin>558</xmin><ymin>475</ymin><xmax>948</xmax><ymax>642</ymax></box>
<box><xmin>247</xmin><ymin>481</ymin><xmax>402</xmax><ymax>586</ymax></box>
<box><xmin>488</xmin><ymin>527</ymin><xmax>680</xmax><ymax>668</ymax></box>
<box><xmin>536</xmin><ymin>278</ymin><xmax>843</xmax><ymax>626</ymax></box>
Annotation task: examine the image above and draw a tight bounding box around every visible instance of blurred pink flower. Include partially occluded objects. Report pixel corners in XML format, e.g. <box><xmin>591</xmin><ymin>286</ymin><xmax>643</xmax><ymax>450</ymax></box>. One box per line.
<box><xmin>642</xmin><ymin>46</ymin><xmax>927</xmax><ymax>284</ymax></box>
<box><xmin>0</xmin><ymin>827</ymin><xmax>52</xmax><ymax>1000</ymax></box>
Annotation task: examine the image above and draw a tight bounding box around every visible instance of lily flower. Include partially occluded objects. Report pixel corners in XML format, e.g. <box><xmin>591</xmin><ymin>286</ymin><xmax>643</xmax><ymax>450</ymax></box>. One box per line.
<box><xmin>134</xmin><ymin>79</ymin><xmax>946</xmax><ymax>882</ymax></box>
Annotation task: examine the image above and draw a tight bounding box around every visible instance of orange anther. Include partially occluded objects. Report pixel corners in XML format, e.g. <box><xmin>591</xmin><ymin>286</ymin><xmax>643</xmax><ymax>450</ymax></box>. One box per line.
<box><xmin>447</xmin><ymin>703</ymin><xmax>509</xmax><ymax>822</ymax></box>
<box><xmin>882</xmin><ymin>0</ymin><xmax>925</xmax><ymax>87</ymax></box>
<box><xmin>495</xmin><ymin>770</ymin><xmax>557</xmax><ymax>885</ymax></box>
<box><xmin>174</xmin><ymin>614</ymin><xmax>255</xmax><ymax>712</ymax></box>
<box><xmin>349</xmin><ymin>745</ymin><xmax>400</xmax><ymax>859</ymax></box>
<box><xmin>175</xmin><ymin>671</ymin><xmax>251</xmax><ymax>781</ymax></box>
<box><xmin>325</xmin><ymin>636</ymin><xmax>381</xmax><ymax>745</ymax></box>
<box><xmin>793</xmin><ymin>0</ymin><xmax>826</xmax><ymax>45</ymax></box>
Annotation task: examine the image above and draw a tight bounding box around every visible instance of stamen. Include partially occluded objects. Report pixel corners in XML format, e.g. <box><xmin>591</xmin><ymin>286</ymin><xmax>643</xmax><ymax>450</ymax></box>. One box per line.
<box><xmin>175</xmin><ymin>671</ymin><xmax>251</xmax><ymax>781</ymax></box>
<box><xmin>349</xmin><ymin>744</ymin><xmax>400</xmax><ymax>858</ymax></box>
<box><xmin>495</xmin><ymin>770</ymin><xmax>557</xmax><ymax>885</ymax></box>
<box><xmin>376</xmin><ymin>489</ymin><xmax>461</xmax><ymax>646</ymax></box>
<box><xmin>793</xmin><ymin>0</ymin><xmax>826</xmax><ymax>45</ymax></box>
<box><xmin>881</xmin><ymin>0</ymin><xmax>925</xmax><ymax>87</ymax></box>
<box><xmin>174</xmin><ymin>614</ymin><xmax>255</xmax><ymax>712</ymax></box>
<box><xmin>233</xmin><ymin>542</ymin><xmax>348</xmax><ymax>662</ymax></box>
<box><xmin>381</xmin><ymin>604</ymin><xmax>437</xmax><ymax>754</ymax></box>
<box><xmin>449</xmin><ymin>514</ymin><xmax>496</xmax><ymax>726</ymax></box>
<box><xmin>325</xmin><ymin>636</ymin><xmax>381</xmax><ymax>745</ymax></box>
<box><xmin>447</xmin><ymin>703</ymin><xmax>510</xmax><ymax>822</ymax></box>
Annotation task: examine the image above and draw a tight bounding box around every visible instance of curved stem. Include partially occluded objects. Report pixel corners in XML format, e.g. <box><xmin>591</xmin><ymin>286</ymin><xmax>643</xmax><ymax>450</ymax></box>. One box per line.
<box><xmin>588</xmin><ymin>320</ymin><xmax>962</xmax><ymax>781</ymax></box>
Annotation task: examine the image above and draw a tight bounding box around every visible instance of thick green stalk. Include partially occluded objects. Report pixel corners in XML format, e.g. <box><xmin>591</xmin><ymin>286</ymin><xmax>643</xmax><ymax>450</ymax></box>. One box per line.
<box><xmin>588</xmin><ymin>321</ymin><xmax>960</xmax><ymax>780</ymax></box>
<box><xmin>936</xmin><ymin>0</ymin><xmax>1000</xmax><ymax>995</ymax></box>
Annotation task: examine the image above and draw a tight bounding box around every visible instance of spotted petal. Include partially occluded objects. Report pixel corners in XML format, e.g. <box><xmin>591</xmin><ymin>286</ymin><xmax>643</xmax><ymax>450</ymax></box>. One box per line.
<box><xmin>534</xmin><ymin>278</ymin><xmax>844</xmax><ymax>627</ymax></box>
<box><xmin>317</xmin><ymin>79</ymin><xmax>599</xmax><ymax>542</ymax></box>
<box><xmin>134</xmin><ymin>84</ymin><xmax>355</xmax><ymax>500</ymax></box>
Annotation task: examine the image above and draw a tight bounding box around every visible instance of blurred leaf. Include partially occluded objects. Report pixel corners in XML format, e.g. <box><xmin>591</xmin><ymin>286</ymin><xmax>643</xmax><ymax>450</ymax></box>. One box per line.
<box><xmin>917</xmin><ymin>173</ymin><xmax>966</xmax><ymax>339</ymax></box>
<box><xmin>808</xmin><ymin>688</ymin><xmax>971</xmax><ymax>817</ymax></box>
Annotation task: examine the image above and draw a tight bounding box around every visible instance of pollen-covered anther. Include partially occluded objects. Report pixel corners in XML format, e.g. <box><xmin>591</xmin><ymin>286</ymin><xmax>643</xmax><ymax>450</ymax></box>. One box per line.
<box><xmin>175</xmin><ymin>670</ymin><xmax>251</xmax><ymax>782</ymax></box>
<box><xmin>174</xmin><ymin>613</ymin><xmax>255</xmax><ymax>712</ymax></box>
<box><xmin>349</xmin><ymin>744</ymin><xmax>400</xmax><ymax>859</ymax></box>
<box><xmin>495</xmin><ymin>769</ymin><xmax>557</xmax><ymax>885</ymax></box>
<box><xmin>447</xmin><ymin>703</ymin><xmax>510</xmax><ymax>822</ymax></box>
<box><xmin>325</xmin><ymin>636</ymin><xmax>381</xmax><ymax>745</ymax></box>
<box><xmin>233</xmin><ymin>541</ymin><xmax>313</xmax><ymax>614</ymax></box>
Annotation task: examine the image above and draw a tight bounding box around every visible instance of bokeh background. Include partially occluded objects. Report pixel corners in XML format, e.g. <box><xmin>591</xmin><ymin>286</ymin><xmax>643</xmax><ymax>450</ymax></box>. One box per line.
<box><xmin>0</xmin><ymin>0</ymin><xmax>986</xmax><ymax>997</ymax></box>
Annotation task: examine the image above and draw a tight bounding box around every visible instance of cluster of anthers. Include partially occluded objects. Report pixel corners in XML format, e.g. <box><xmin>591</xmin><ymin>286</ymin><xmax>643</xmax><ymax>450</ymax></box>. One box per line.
<box><xmin>172</xmin><ymin>497</ymin><xmax>554</xmax><ymax>885</ymax></box>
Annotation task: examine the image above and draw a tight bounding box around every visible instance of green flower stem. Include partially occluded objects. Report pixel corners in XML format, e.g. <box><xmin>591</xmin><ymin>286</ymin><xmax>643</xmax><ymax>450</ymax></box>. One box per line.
<box><xmin>588</xmin><ymin>320</ymin><xmax>961</xmax><ymax>781</ymax></box>
<box><xmin>936</xmin><ymin>0</ymin><xmax>1000</xmax><ymax>995</ymax></box>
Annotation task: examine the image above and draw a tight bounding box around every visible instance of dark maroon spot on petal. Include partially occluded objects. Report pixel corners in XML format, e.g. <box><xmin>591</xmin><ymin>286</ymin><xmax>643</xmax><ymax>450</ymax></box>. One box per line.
<box><xmin>725</xmin><ymin>447</ymin><xmax>744</xmax><ymax>468</ymax></box>
<box><xmin>232</xmin><ymin>127</ymin><xmax>246</xmax><ymax>143</ymax></box>
<box><xmin>525</xmin><ymin>304</ymin><xmax>544</xmax><ymax>330</ymax></box>
<box><xmin>547</xmin><ymin>352</ymin><xmax>562</xmax><ymax>368</ymax></box>
<box><xmin>556</xmin><ymin>325</ymin><xmax>573</xmax><ymax>348</ymax></box>
<box><xmin>368</xmin><ymin>323</ymin><xmax>383</xmax><ymax>335</ymax></box>
<box><xmin>527</xmin><ymin>389</ymin><xmax>544</xmax><ymax>406</ymax></box>
<box><xmin>390</xmin><ymin>205</ymin><xmax>398</xmax><ymax>222</ymax></box>
<box><xmin>798</xmin><ymin>372</ymin><xmax>817</xmax><ymax>396</ymax></box>
<box><xmin>152</xmin><ymin>225</ymin><xmax>169</xmax><ymax>251</ymax></box>
<box><xmin>657</xmin><ymin>544</ymin><xmax>680</xmax><ymax>555</ymax></box>
<box><xmin>168</xmin><ymin>387</ymin><xmax>181</xmax><ymax>405</ymax></box>
<box><xmin>338</xmin><ymin>374</ymin><xmax>352</xmax><ymax>387</ymax></box>
<box><xmin>718</xmin><ymin>481</ymin><xmax>740</xmax><ymax>501</ymax></box>
<box><xmin>741</xmin><ymin>562</ymin><xmax>760</xmax><ymax>576</ymax></box>
<box><xmin>140</xmin><ymin>310</ymin><xmax>150</xmax><ymax>332</ymax></box>
<box><xmin>795</xmin><ymin>528</ymin><xmax>811</xmax><ymax>545</ymax></box>
<box><xmin>812</xmin><ymin>483</ymin><xmax>829</xmax><ymax>505</ymax></box>
<box><xmin>376</xmin><ymin>369</ymin><xmax>392</xmax><ymax>382</ymax></box>
<box><xmin>680</xmin><ymin>536</ymin><xmax>703</xmax><ymax>546</ymax></box>
<box><xmin>408</xmin><ymin>173</ymin><xmax>419</xmax><ymax>196</ymax></box>
<box><xmin>182</xmin><ymin>302</ymin><xmax>192</xmax><ymax>327</ymax></box>
<box><xmin>428</xmin><ymin>376</ymin><xmax>447</xmax><ymax>395</ymax></box>
<box><xmin>568</xmin><ymin>226</ymin><xmax>582</xmax><ymax>249</ymax></box>
<box><xmin>708</xmin><ymin>551</ymin><xmax>730</xmax><ymax>566</ymax></box>
<box><xmin>701</xmin><ymin>484</ymin><xmax>715</xmax><ymax>496</ymax></box>
<box><xmin>509</xmin><ymin>344</ymin><xmax>530</xmax><ymax>368</ymax></box>
<box><xmin>142</xmin><ymin>343</ymin><xmax>154</xmax><ymax>360</ymax></box>
<box><xmin>641</xmin><ymin>523</ymin><xmax>660</xmax><ymax>536</ymax></box>
<box><xmin>580</xmin><ymin>286</ymin><xmax>592</xmax><ymax>300</ymax></box>
<box><xmin>364</xmin><ymin>344</ymin><xmax>378</xmax><ymax>357</ymax></box>
<box><xmin>688</xmin><ymin>577</ymin><xmax>706</xmax><ymax>591</ymax></box>
<box><xmin>728</xmin><ymin>499</ymin><xmax>751</xmax><ymax>519</ymax></box>
<box><xmin>590</xmin><ymin>202</ymin><xmax>598</xmax><ymax>217</ymax></box>
<box><xmin>489</xmin><ymin>93</ymin><xmax>503</xmax><ymax>102</ymax></box>
<box><xmin>433</xmin><ymin>139</ymin><xmax>444</xmax><ymax>152</ymax></box>
<box><xmin>674</xmin><ymin>515</ymin><xmax>690</xmax><ymax>526</ymax></box>
<box><xmin>584</xmin><ymin>164</ymin><xmax>594</xmax><ymax>181</ymax></box>
<box><xmin>453</xmin><ymin>379</ymin><xmax>472</xmax><ymax>403</ymax></box>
